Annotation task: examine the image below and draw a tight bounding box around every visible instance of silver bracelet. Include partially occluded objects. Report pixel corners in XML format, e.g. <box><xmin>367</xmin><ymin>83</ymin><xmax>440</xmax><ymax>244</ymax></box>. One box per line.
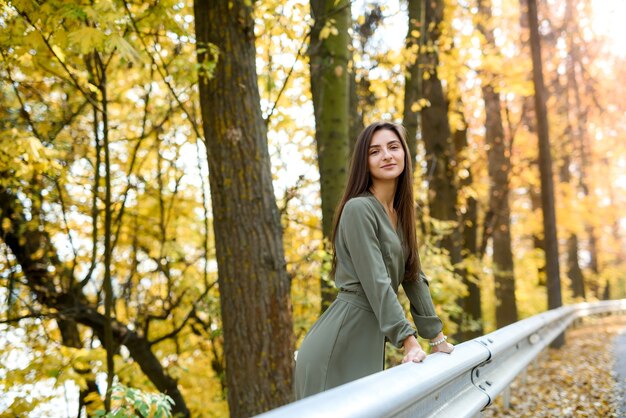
<box><xmin>428</xmin><ymin>335</ymin><xmax>447</xmax><ymax>347</ymax></box>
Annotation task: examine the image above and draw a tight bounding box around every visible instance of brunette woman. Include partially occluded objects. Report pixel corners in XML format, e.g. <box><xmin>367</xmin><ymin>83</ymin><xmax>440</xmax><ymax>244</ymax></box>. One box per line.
<box><xmin>294</xmin><ymin>121</ymin><xmax>454</xmax><ymax>399</ymax></box>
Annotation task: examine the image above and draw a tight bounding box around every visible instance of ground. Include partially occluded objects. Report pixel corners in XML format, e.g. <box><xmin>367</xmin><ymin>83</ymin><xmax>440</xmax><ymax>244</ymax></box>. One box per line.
<box><xmin>483</xmin><ymin>314</ymin><xmax>626</xmax><ymax>418</ymax></box>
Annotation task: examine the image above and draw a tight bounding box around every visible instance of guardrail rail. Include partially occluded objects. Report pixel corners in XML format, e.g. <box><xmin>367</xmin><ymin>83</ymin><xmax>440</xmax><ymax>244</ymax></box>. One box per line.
<box><xmin>258</xmin><ymin>300</ymin><xmax>626</xmax><ymax>418</ymax></box>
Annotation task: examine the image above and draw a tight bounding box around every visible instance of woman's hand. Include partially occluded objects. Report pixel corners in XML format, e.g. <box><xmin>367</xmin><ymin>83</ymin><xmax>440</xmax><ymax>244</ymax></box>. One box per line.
<box><xmin>430</xmin><ymin>340</ymin><xmax>454</xmax><ymax>354</ymax></box>
<box><xmin>429</xmin><ymin>332</ymin><xmax>454</xmax><ymax>354</ymax></box>
<box><xmin>403</xmin><ymin>346</ymin><xmax>427</xmax><ymax>363</ymax></box>
<box><xmin>402</xmin><ymin>335</ymin><xmax>427</xmax><ymax>363</ymax></box>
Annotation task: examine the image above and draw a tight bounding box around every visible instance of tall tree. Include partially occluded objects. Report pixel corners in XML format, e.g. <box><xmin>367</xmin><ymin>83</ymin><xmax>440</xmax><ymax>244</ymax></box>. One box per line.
<box><xmin>525</xmin><ymin>0</ymin><xmax>564</xmax><ymax>345</ymax></box>
<box><xmin>477</xmin><ymin>0</ymin><xmax>518</xmax><ymax>328</ymax></box>
<box><xmin>309</xmin><ymin>0</ymin><xmax>351</xmax><ymax>310</ymax></box>
<box><xmin>564</xmin><ymin>0</ymin><xmax>600</xmax><ymax>297</ymax></box>
<box><xmin>193</xmin><ymin>1</ymin><xmax>294</xmax><ymax>416</ymax></box>
<box><xmin>452</xmin><ymin>111</ymin><xmax>483</xmax><ymax>340</ymax></box>
<box><xmin>93</xmin><ymin>50</ymin><xmax>116</xmax><ymax>412</ymax></box>
<box><xmin>559</xmin><ymin>0</ymin><xmax>585</xmax><ymax>299</ymax></box>
<box><xmin>418</xmin><ymin>0</ymin><xmax>468</xmax><ymax>337</ymax></box>
<box><xmin>517</xmin><ymin>1</ymin><xmax>547</xmax><ymax>290</ymax></box>
<box><xmin>421</xmin><ymin>0</ymin><xmax>464</xmax><ymax>324</ymax></box>
<box><xmin>402</xmin><ymin>0</ymin><xmax>424</xmax><ymax>163</ymax></box>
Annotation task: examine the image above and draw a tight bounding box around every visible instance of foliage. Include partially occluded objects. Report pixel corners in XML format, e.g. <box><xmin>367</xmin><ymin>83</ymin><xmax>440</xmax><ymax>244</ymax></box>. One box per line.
<box><xmin>0</xmin><ymin>0</ymin><xmax>624</xmax><ymax>414</ymax></box>
<box><xmin>0</xmin><ymin>0</ymin><xmax>225</xmax><ymax>415</ymax></box>
<box><xmin>93</xmin><ymin>383</ymin><xmax>174</xmax><ymax>418</ymax></box>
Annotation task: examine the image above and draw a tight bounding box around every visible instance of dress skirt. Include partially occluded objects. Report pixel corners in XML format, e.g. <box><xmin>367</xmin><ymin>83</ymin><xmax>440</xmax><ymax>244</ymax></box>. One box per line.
<box><xmin>294</xmin><ymin>291</ymin><xmax>385</xmax><ymax>400</ymax></box>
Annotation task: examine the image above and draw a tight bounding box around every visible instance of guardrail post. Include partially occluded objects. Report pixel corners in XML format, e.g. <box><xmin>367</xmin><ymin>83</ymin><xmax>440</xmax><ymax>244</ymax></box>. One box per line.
<box><xmin>502</xmin><ymin>385</ymin><xmax>511</xmax><ymax>410</ymax></box>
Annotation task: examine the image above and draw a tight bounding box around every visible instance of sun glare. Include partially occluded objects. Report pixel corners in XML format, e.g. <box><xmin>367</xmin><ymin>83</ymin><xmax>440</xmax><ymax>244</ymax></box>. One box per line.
<box><xmin>591</xmin><ymin>2</ymin><xmax>626</xmax><ymax>57</ymax></box>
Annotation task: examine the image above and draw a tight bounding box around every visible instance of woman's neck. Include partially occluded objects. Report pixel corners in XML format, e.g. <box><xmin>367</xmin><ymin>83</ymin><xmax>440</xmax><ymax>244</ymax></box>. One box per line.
<box><xmin>369</xmin><ymin>181</ymin><xmax>397</xmax><ymax>212</ymax></box>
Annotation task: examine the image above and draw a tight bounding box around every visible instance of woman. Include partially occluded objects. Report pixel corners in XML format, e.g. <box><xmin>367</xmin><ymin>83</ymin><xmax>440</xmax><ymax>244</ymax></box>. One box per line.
<box><xmin>294</xmin><ymin>121</ymin><xmax>454</xmax><ymax>399</ymax></box>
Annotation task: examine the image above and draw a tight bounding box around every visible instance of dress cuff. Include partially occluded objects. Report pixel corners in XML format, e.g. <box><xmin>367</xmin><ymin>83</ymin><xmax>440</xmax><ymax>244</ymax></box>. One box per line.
<box><xmin>414</xmin><ymin>315</ymin><xmax>443</xmax><ymax>340</ymax></box>
<box><xmin>394</xmin><ymin>327</ymin><xmax>418</xmax><ymax>349</ymax></box>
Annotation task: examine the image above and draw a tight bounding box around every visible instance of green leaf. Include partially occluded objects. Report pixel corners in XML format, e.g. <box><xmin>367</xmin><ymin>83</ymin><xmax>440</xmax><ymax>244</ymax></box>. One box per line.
<box><xmin>57</xmin><ymin>4</ymin><xmax>87</xmax><ymax>21</ymax></box>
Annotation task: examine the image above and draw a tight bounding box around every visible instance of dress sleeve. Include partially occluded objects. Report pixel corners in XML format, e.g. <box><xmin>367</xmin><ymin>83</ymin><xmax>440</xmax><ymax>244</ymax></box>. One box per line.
<box><xmin>402</xmin><ymin>271</ymin><xmax>443</xmax><ymax>339</ymax></box>
<box><xmin>340</xmin><ymin>199</ymin><xmax>416</xmax><ymax>348</ymax></box>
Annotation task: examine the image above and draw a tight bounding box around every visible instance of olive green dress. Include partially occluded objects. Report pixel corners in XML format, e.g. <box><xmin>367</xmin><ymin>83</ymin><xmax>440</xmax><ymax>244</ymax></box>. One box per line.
<box><xmin>294</xmin><ymin>193</ymin><xmax>443</xmax><ymax>399</ymax></box>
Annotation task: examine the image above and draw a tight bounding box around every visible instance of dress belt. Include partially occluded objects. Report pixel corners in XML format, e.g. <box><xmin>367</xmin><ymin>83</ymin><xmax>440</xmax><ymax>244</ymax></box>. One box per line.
<box><xmin>336</xmin><ymin>290</ymin><xmax>373</xmax><ymax>312</ymax></box>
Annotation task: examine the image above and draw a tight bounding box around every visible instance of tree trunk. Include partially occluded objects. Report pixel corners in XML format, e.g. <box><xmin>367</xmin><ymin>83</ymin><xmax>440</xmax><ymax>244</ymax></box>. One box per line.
<box><xmin>94</xmin><ymin>50</ymin><xmax>116</xmax><ymax>412</ymax></box>
<box><xmin>530</xmin><ymin>185</ymin><xmax>547</xmax><ymax>286</ymax></box>
<box><xmin>452</xmin><ymin>115</ymin><xmax>483</xmax><ymax>340</ymax></box>
<box><xmin>526</xmin><ymin>0</ymin><xmax>564</xmax><ymax>346</ymax></box>
<box><xmin>477</xmin><ymin>0</ymin><xmax>518</xmax><ymax>328</ymax></box>
<box><xmin>402</xmin><ymin>0</ymin><xmax>424</xmax><ymax>165</ymax></box>
<box><xmin>349</xmin><ymin>51</ymin><xmax>364</xmax><ymax>154</ymax></box>
<box><xmin>566</xmin><ymin>233</ymin><xmax>586</xmax><ymax>298</ymax></box>
<box><xmin>421</xmin><ymin>0</ymin><xmax>457</xmax><ymax>234</ymax></box>
<box><xmin>309</xmin><ymin>0</ymin><xmax>351</xmax><ymax>311</ymax></box>
<box><xmin>193</xmin><ymin>1</ymin><xmax>294</xmax><ymax>416</ymax></box>
<box><xmin>519</xmin><ymin>0</ymin><xmax>550</xmax><ymax>292</ymax></box>
<box><xmin>552</xmin><ymin>0</ymin><xmax>585</xmax><ymax>300</ymax></box>
<box><xmin>566</xmin><ymin>7</ymin><xmax>600</xmax><ymax>293</ymax></box>
<box><xmin>421</xmin><ymin>0</ymin><xmax>464</xmax><ymax>331</ymax></box>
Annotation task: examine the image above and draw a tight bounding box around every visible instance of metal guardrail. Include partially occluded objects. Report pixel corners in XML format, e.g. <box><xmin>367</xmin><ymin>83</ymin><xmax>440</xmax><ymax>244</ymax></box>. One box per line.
<box><xmin>258</xmin><ymin>300</ymin><xmax>626</xmax><ymax>418</ymax></box>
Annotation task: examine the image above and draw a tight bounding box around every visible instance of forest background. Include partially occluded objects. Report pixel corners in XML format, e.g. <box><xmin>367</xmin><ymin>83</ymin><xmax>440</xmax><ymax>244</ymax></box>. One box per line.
<box><xmin>0</xmin><ymin>0</ymin><xmax>625</xmax><ymax>417</ymax></box>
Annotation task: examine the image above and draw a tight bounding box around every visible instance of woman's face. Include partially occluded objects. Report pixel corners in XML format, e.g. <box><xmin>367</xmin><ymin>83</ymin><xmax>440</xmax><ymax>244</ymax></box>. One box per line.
<box><xmin>367</xmin><ymin>129</ymin><xmax>405</xmax><ymax>183</ymax></box>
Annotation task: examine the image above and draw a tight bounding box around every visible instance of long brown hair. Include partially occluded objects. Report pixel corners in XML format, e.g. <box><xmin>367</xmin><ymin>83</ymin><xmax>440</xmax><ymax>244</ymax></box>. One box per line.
<box><xmin>331</xmin><ymin>121</ymin><xmax>421</xmax><ymax>282</ymax></box>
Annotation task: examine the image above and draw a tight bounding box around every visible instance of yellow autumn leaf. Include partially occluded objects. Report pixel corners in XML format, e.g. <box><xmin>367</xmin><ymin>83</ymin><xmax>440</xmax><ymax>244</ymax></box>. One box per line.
<box><xmin>108</xmin><ymin>34</ymin><xmax>142</xmax><ymax>63</ymax></box>
<box><xmin>26</xmin><ymin>137</ymin><xmax>43</xmax><ymax>160</ymax></box>
<box><xmin>68</xmin><ymin>27</ymin><xmax>105</xmax><ymax>54</ymax></box>
<box><xmin>51</xmin><ymin>44</ymin><xmax>66</xmax><ymax>62</ymax></box>
<box><xmin>83</xmin><ymin>391</ymin><xmax>104</xmax><ymax>407</ymax></box>
<box><xmin>320</xmin><ymin>19</ymin><xmax>338</xmax><ymax>40</ymax></box>
<box><xmin>30</xmin><ymin>247</ymin><xmax>45</xmax><ymax>260</ymax></box>
<box><xmin>319</xmin><ymin>26</ymin><xmax>331</xmax><ymax>40</ymax></box>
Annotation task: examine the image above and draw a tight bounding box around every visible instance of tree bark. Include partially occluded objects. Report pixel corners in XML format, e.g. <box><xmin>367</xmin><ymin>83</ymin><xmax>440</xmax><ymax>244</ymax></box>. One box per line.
<box><xmin>526</xmin><ymin>0</ymin><xmax>564</xmax><ymax>346</ymax></box>
<box><xmin>402</xmin><ymin>0</ymin><xmax>424</xmax><ymax>165</ymax></box>
<box><xmin>421</xmin><ymin>4</ymin><xmax>463</xmax><ymax>262</ymax></box>
<box><xmin>519</xmin><ymin>0</ymin><xmax>551</xmax><ymax>292</ymax></box>
<box><xmin>566</xmin><ymin>4</ymin><xmax>600</xmax><ymax>294</ymax></box>
<box><xmin>421</xmin><ymin>0</ymin><xmax>464</xmax><ymax>332</ymax></box>
<box><xmin>559</xmin><ymin>0</ymin><xmax>586</xmax><ymax>299</ymax></box>
<box><xmin>193</xmin><ymin>1</ymin><xmax>294</xmax><ymax>416</ymax></box>
<box><xmin>452</xmin><ymin>115</ymin><xmax>483</xmax><ymax>340</ymax></box>
<box><xmin>529</xmin><ymin>184</ymin><xmax>547</xmax><ymax>286</ymax></box>
<box><xmin>348</xmin><ymin>48</ymin><xmax>364</xmax><ymax>153</ymax></box>
<box><xmin>310</xmin><ymin>0</ymin><xmax>351</xmax><ymax>311</ymax></box>
<box><xmin>94</xmin><ymin>50</ymin><xmax>116</xmax><ymax>411</ymax></box>
<box><xmin>477</xmin><ymin>0</ymin><xmax>518</xmax><ymax>328</ymax></box>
